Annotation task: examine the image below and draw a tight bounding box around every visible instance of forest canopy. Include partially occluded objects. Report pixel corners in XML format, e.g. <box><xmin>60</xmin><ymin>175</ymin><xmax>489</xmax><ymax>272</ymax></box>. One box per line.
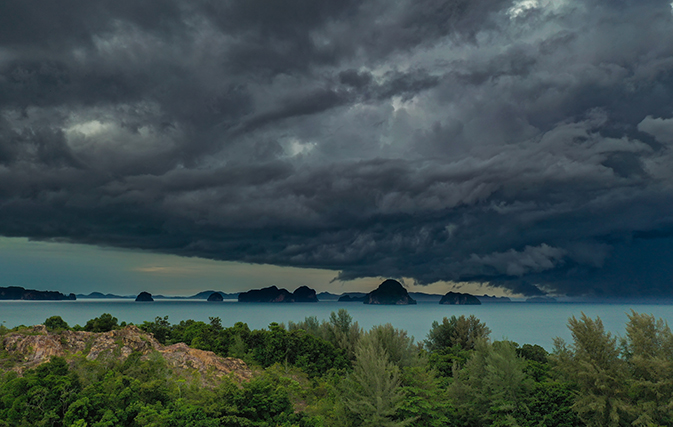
<box><xmin>0</xmin><ymin>309</ymin><xmax>672</xmax><ymax>426</ymax></box>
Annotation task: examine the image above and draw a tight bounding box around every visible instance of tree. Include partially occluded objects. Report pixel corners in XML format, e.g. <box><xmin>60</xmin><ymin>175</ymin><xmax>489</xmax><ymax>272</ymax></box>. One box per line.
<box><xmin>44</xmin><ymin>315</ymin><xmax>70</xmax><ymax>332</ymax></box>
<box><xmin>359</xmin><ymin>323</ymin><xmax>419</xmax><ymax>368</ymax></box>
<box><xmin>83</xmin><ymin>313</ymin><xmax>119</xmax><ymax>333</ymax></box>
<box><xmin>622</xmin><ymin>310</ymin><xmax>673</xmax><ymax>426</ymax></box>
<box><xmin>396</xmin><ymin>366</ymin><xmax>457</xmax><ymax>427</ymax></box>
<box><xmin>139</xmin><ymin>316</ymin><xmax>171</xmax><ymax>344</ymax></box>
<box><xmin>449</xmin><ymin>340</ymin><xmax>530</xmax><ymax>426</ymax></box>
<box><xmin>323</xmin><ymin>309</ymin><xmax>362</xmax><ymax>361</ymax></box>
<box><xmin>425</xmin><ymin>315</ymin><xmax>490</xmax><ymax>352</ymax></box>
<box><xmin>553</xmin><ymin>313</ymin><xmax>631</xmax><ymax>427</ymax></box>
<box><xmin>342</xmin><ymin>337</ymin><xmax>414</xmax><ymax>427</ymax></box>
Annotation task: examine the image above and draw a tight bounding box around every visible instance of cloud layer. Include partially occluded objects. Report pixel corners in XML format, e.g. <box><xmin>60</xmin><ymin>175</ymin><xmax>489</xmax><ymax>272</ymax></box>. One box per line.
<box><xmin>2</xmin><ymin>0</ymin><xmax>673</xmax><ymax>296</ymax></box>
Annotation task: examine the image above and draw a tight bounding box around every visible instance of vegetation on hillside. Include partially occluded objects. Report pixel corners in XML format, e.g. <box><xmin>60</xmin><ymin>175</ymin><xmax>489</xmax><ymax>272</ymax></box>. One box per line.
<box><xmin>0</xmin><ymin>309</ymin><xmax>671</xmax><ymax>426</ymax></box>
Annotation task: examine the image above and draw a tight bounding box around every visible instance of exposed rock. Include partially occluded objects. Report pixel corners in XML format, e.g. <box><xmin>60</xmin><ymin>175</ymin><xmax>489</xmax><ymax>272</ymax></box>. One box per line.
<box><xmin>85</xmin><ymin>325</ymin><xmax>160</xmax><ymax>360</ymax></box>
<box><xmin>207</xmin><ymin>292</ymin><xmax>224</xmax><ymax>302</ymax></box>
<box><xmin>238</xmin><ymin>285</ymin><xmax>294</xmax><ymax>302</ymax></box>
<box><xmin>161</xmin><ymin>343</ymin><xmax>253</xmax><ymax>382</ymax></box>
<box><xmin>135</xmin><ymin>291</ymin><xmax>154</xmax><ymax>302</ymax></box>
<box><xmin>1</xmin><ymin>325</ymin><xmax>252</xmax><ymax>381</ymax></box>
<box><xmin>439</xmin><ymin>292</ymin><xmax>481</xmax><ymax>305</ymax></box>
<box><xmin>477</xmin><ymin>294</ymin><xmax>512</xmax><ymax>303</ymax></box>
<box><xmin>292</xmin><ymin>286</ymin><xmax>318</xmax><ymax>302</ymax></box>
<box><xmin>0</xmin><ymin>286</ymin><xmax>76</xmax><ymax>300</ymax></box>
<box><xmin>364</xmin><ymin>280</ymin><xmax>416</xmax><ymax>305</ymax></box>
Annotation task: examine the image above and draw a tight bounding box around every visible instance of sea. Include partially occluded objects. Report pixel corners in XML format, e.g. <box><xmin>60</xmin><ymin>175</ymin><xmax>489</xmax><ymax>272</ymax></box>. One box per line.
<box><xmin>1</xmin><ymin>300</ymin><xmax>672</xmax><ymax>351</ymax></box>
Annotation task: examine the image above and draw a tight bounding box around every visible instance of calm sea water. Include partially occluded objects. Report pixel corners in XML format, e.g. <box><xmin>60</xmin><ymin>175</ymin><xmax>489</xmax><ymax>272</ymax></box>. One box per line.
<box><xmin>1</xmin><ymin>300</ymin><xmax>672</xmax><ymax>350</ymax></box>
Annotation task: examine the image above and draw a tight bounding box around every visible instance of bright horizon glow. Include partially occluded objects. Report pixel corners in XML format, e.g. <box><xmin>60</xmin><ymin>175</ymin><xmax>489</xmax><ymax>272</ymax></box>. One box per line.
<box><xmin>0</xmin><ymin>237</ymin><xmax>517</xmax><ymax>297</ymax></box>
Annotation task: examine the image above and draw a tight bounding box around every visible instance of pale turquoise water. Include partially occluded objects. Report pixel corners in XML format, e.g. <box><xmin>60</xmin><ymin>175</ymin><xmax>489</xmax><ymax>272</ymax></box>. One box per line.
<box><xmin>1</xmin><ymin>300</ymin><xmax>672</xmax><ymax>350</ymax></box>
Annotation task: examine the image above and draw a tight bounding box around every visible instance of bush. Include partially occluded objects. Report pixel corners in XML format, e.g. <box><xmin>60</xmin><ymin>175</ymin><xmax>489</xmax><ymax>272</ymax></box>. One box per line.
<box><xmin>44</xmin><ymin>316</ymin><xmax>70</xmax><ymax>332</ymax></box>
<box><xmin>83</xmin><ymin>313</ymin><xmax>119</xmax><ymax>332</ymax></box>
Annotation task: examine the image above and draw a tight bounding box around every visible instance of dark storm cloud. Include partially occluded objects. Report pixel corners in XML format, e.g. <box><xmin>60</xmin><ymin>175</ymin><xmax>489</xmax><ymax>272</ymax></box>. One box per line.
<box><xmin>2</xmin><ymin>0</ymin><xmax>673</xmax><ymax>296</ymax></box>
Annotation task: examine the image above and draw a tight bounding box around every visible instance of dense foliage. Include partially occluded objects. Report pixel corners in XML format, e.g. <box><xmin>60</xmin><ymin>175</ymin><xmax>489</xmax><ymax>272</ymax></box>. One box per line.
<box><xmin>0</xmin><ymin>309</ymin><xmax>671</xmax><ymax>426</ymax></box>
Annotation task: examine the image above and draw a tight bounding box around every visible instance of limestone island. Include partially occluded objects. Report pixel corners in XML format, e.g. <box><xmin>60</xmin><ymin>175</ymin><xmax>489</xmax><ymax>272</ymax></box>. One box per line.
<box><xmin>0</xmin><ymin>286</ymin><xmax>76</xmax><ymax>301</ymax></box>
<box><xmin>363</xmin><ymin>279</ymin><xmax>416</xmax><ymax>305</ymax></box>
<box><xmin>135</xmin><ymin>291</ymin><xmax>154</xmax><ymax>302</ymax></box>
<box><xmin>207</xmin><ymin>292</ymin><xmax>224</xmax><ymax>302</ymax></box>
<box><xmin>439</xmin><ymin>291</ymin><xmax>481</xmax><ymax>305</ymax></box>
<box><xmin>292</xmin><ymin>286</ymin><xmax>318</xmax><ymax>302</ymax></box>
<box><xmin>238</xmin><ymin>285</ymin><xmax>319</xmax><ymax>303</ymax></box>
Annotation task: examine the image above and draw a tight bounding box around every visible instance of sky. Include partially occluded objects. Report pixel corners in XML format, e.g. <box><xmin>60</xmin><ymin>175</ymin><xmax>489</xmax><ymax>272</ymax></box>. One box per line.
<box><xmin>2</xmin><ymin>0</ymin><xmax>673</xmax><ymax>297</ymax></box>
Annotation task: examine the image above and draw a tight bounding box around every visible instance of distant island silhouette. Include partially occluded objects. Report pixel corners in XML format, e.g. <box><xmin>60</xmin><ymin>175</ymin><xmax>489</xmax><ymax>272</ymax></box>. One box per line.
<box><xmin>0</xmin><ymin>286</ymin><xmax>76</xmax><ymax>301</ymax></box>
<box><xmin>364</xmin><ymin>279</ymin><xmax>416</xmax><ymax>305</ymax></box>
<box><xmin>238</xmin><ymin>286</ymin><xmax>319</xmax><ymax>303</ymax></box>
<box><xmin>135</xmin><ymin>291</ymin><xmax>154</xmax><ymax>302</ymax></box>
<box><xmin>207</xmin><ymin>292</ymin><xmax>224</xmax><ymax>302</ymax></box>
<box><xmin>439</xmin><ymin>291</ymin><xmax>481</xmax><ymax>305</ymax></box>
<box><xmin>72</xmin><ymin>287</ymin><xmax>523</xmax><ymax>303</ymax></box>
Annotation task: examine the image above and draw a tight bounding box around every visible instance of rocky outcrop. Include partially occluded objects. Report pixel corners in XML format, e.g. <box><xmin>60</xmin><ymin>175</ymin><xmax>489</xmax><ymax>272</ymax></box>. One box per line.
<box><xmin>364</xmin><ymin>280</ymin><xmax>416</xmax><ymax>305</ymax></box>
<box><xmin>135</xmin><ymin>291</ymin><xmax>154</xmax><ymax>302</ymax></box>
<box><xmin>1</xmin><ymin>325</ymin><xmax>252</xmax><ymax>381</ymax></box>
<box><xmin>0</xmin><ymin>286</ymin><xmax>76</xmax><ymax>301</ymax></box>
<box><xmin>439</xmin><ymin>292</ymin><xmax>481</xmax><ymax>305</ymax></box>
<box><xmin>161</xmin><ymin>343</ymin><xmax>252</xmax><ymax>381</ymax></box>
<box><xmin>292</xmin><ymin>286</ymin><xmax>318</xmax><ymax>302</ymax></box>
<box><xmin>207</xmin><ymin>292</ymin><xmax>224</xmax><ymax>302</ymax></box>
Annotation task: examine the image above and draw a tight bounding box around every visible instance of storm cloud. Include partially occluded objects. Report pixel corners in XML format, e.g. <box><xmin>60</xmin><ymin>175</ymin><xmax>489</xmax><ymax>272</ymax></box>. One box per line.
<box><xmin>2</xmin><ymin>0</ymin><xmax>673</xmax><ymax>296</ymax></box>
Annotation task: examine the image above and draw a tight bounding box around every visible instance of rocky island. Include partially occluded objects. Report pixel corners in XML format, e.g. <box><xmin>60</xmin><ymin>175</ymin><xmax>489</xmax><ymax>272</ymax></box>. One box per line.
<box><xmin>363</xmin><ymin>279</ymin><xmax>416</xmax><ymax>305</ymax></box>
<box><xmin>292</xmin><ymin>286</ymin><xmax>319</xmax><ymax>302</ymax></box>
<box><xmin>207</xmin><ymin>292</ymin><xmax>224</xmax><ymax>302</ymax></box>
<box><xmin>0</xmin><ymin>286</ymin><xmax>76</xmax><ymax>301</ymax></box>
<box><xmin>439</xmin><ymin>291</ymin><xmax>481</xmax><ymax>305</ymax></box>
<box><xmin>135</xmin><ymin>291</ymin><xmax>154</xmax><ymax>302</ymax></box>
<box><xmin>238</xmin><ymin>285</ymin><xmax>319</xmax><ymax>303</ymax></box>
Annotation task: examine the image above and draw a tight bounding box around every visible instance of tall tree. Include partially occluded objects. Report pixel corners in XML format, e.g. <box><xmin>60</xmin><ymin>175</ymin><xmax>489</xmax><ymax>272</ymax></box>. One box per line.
<box><xmin>342</xmin><ymin>338</ymin><xmax>414</xmax><ymax>427</ymax></box>
<box><xmin>425</xmin><ymin>315</ymin><xmax>491</xmax><ymax>352</ymax></box>
<box><xmin>622</xmin><ymin>310</ymin><xmax>673</xmax><ymax>426</ymax></box>
<box><xmin>553</xmin><ymin>313</ymin><xmax>631</xmax><ymax>427</ymax></box>
<box><xmin>360</xmin><ymin>323</ymin><xmax>419</xmax><ymax>368</ymax></box>
<box><xmin>449</xmin><ymin>340</ymin><xmax>529</xmax><ymax>426</ymax></box>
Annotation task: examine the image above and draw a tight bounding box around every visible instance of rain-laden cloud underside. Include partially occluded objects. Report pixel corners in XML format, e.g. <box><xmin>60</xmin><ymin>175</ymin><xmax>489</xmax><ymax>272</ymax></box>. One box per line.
<box><xmin>2</xmin><ymin>0</ymin><xmax>673</xmax><ymax>297</ymax></box>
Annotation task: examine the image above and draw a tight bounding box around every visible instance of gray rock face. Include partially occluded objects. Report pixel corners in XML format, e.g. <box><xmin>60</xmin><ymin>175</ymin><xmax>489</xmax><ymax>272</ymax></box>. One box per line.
<box><xmin>439</xmin><ymin>291</ymin><xmax>481</xmax><ymax>305</ymax></box>
<box><xmin>364</xmin><ymin>279</ymin><xmax>416</xmax><ymax>305</ymax></box>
